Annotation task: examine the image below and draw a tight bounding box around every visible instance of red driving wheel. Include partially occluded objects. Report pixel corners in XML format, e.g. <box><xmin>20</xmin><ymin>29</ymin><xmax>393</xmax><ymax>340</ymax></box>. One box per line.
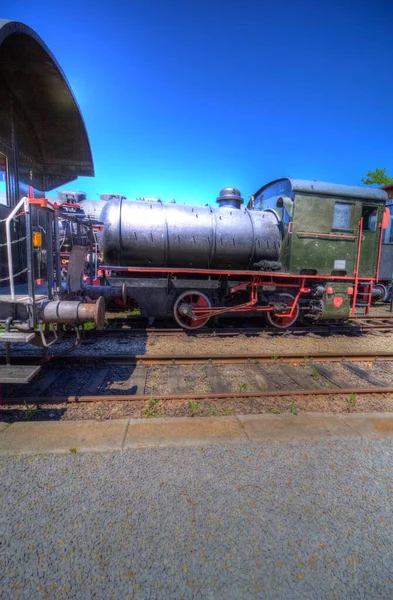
<box><xmin>265</xmin><ymin>293</ymin><xmax>300</xmax><ymax>329</ymax></box>
<box><xmin>173</xmin><ymin>290</ymin><xmax>211</xmax><ymax>329</ymax></box>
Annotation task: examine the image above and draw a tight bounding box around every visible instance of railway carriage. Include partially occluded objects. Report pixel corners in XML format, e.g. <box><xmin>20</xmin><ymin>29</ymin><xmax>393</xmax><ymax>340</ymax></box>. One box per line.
<box><xmin>0</xmin><ymin>20</ymin><xmax>104</xmax><ymax>383</ymax></box>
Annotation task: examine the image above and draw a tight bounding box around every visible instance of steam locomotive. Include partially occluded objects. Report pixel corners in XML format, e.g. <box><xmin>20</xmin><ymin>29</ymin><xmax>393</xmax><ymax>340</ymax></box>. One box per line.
<box><xmin>84</xmin><ymin>178</ymin><xmax>390</xmax><ymax>329</ymax></box>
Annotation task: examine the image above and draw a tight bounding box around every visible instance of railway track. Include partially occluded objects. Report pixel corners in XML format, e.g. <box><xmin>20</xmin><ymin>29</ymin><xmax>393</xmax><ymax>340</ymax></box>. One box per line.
<box><xmin>88</xmin><ymin>325</ymin><xmax>387</xmax><ymax>337</ymax></box>
<box><xmin>87</xmin><ymin>314</ymin><xmax>393</xmax><ymax>338</ymax></box>
<box><xmin>2</xmin><ymin>351</ymin><xmax>393</xmax><ymax>406</ymax></box>
<box><xmin>3</xmin><ymin>350</ymin><xmax>393</xmax><ymax>365</ymax></box>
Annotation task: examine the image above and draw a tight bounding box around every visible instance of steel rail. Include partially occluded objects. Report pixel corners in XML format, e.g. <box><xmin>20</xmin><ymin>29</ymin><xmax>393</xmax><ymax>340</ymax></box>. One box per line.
<box><xmin>78</xmin><ymin>317</ymin><xmax>393</xmax><ymax>338</ymax></box>
<box><xmin>3</xmin><ymin>351</ymin><xmax>393</xmax><ymax>366</ymax></box>
<box><xmin>90</xmin><ymin>323</ymin><xmax>393</xmax><ymax>336</ymax></box>
<box><xmin>85</xmin><ymin>326</ymin><xmax>362</xmax><ymax>337</ymax></box>
<box><xmin>125</xmin><ymin>352</ymin><xmax>393</xmax><ymax>365</ymax></box>
<box><xmin>4</xmin><ymin>386</ymin><xmax>393</xmax><ymax>405</ymax></box>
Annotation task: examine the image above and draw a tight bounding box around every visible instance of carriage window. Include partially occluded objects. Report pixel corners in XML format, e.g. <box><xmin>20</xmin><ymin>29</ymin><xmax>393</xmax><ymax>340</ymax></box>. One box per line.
<box><xmin>0</xmin><ymin>152</ymin><xmax>8</xmax><ymax>206</ymax></box>
<box><xmin>362</xmin><ymin>206</ymin><xmax>377</xmax><ymax>231</ymax></box>
<box><xmin>333</xmin><ymin>202</ymin><xmax>352</xmax><ymax>230</ymax></box>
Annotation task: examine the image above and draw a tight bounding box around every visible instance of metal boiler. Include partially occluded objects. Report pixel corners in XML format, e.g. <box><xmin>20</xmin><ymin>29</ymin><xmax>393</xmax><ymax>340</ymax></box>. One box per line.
<box><xmin>99</xmin><ymin>188</ymin><xmax>282</xmax><ymax>269</ymax></box>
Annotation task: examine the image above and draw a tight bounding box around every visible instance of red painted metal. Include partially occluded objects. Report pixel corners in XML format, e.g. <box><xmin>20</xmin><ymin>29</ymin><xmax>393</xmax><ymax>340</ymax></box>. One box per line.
<box><xmin>28</xmin><ymin>197</ymin><xmax>51</xmax><ymax>208</ymax></box>
<box><xmin>351</xmin><ymin>217</ymin><xmax>363</xmax><ymax>316</ymax></box>
<box><xmin>382</xmin><ymin>184</ymin><xmax>393</xmax><ymax>199</ymax></box>
<box><xmin>285</xmin><ymin>279</ymin><xmax>306</xmax><ymax>319</ymax></box>
<box><xmin>184</xmin><ymin>277</ymin><xmax>310</xmax><ymax>321</ymax></box>
<box><xmin>382</xmin><ymin>207</ymin><xmax>390</xmax><ymax>229</ymax></box>
<box><xmin>333</xmin><ymin>297</ymin><xmax>343</xmax><ymax>308</ymax></box>
<box><xmin>364</xmin><ymin>282</ymin><xmax>373</xmax><ymax>316</ymax></box>
<box><xmin>103</xmin><ymin>265</ymin><xmax>376</xmax><ymax>283</ymax></box>
<box><xmin>174</xmin><ymin>291</ymin><xmax>212</xmax><ymax>329</ymax></box>
<box><xmin>229</xmin><ymin>282</ymin><xmax>249</xmax><ymax>294</ymax></box>
<box><xmin>376</xmin><ymin>220</ymin><xmax>384</xmax><ymax>282</ymax></box>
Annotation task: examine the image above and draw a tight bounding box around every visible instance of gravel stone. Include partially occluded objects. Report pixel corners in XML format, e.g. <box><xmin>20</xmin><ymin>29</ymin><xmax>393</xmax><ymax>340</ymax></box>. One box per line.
<box><xmin>1</xmin><ymin>438</ymin><xmax>393</xmax><ymax>598</ymax></box>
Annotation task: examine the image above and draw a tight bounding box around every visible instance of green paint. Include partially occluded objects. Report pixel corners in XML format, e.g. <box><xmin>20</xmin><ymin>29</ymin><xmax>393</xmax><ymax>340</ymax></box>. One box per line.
<box><xmin>281</xmin><ymin>193</ymin><xmax>384</xmax><ymax>279</ymax></box>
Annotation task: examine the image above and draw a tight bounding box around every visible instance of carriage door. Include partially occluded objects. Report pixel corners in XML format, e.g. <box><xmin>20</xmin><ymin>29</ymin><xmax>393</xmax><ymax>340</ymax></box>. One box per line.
<box><xmin>358</xmin><ymin>205</ymin><xmax>379</xmax><ymax>277</ymax></box>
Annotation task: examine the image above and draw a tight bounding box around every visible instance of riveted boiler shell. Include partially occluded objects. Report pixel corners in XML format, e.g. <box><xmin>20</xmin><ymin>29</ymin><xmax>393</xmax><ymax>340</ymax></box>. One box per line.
<box><xmin>99</xmin><ymin>199</ymin><xmax>281</xmax><ymax>269</ymax></box>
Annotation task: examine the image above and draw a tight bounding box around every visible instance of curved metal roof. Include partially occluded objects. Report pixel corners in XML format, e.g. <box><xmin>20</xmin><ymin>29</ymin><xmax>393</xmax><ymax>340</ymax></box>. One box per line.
<box><xmin>0</xmin><ymin>19</ymin><xmax>94</xmax><ymax>189</ymax></box>
<box><xmin>254</xmin><ymin>178</ymin><xmax>388</xmax><ymax>202</ymax></box>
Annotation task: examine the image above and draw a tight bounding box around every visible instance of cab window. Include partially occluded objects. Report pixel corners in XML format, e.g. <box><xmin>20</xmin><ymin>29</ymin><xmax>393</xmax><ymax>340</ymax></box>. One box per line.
<box><xmin>252</xmin><ymin>180</ymin><xmax>294</xmax><ymax>218</ymax></box>
<box><xmin>0</xmin><ymin>152</ymin><xmax>8</xmax><ymax>206</ymax></box>
<box><xmin>333</xmin><ymin>202</ymin><xmax>352</xmax><ymax>230</ymax></box>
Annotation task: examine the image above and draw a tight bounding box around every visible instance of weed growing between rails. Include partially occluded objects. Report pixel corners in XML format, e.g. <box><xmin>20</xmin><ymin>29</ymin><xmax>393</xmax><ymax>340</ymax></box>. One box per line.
<box><xmin>346</xmin><ymin>394</ymin><xmax>357</xmax><ymax>412</ymax></box>
<box><xmin>24</xmin><ymin>401</ymin><xmax>40</xmax><ymax>420</ymax></box>
<box><xmin>144</xmin><ymin>395</ymin><xmax>162</xmax><ymax>418</ymax></box>
<box><xmin>187</xmin><ymin>400</ymin><xmax>201</xmax><ymax>415</ymax></box>
<box><xmin>290</xmin><ymin>400</ymin><xmax>298</xmax><ymax>415</ymax></box>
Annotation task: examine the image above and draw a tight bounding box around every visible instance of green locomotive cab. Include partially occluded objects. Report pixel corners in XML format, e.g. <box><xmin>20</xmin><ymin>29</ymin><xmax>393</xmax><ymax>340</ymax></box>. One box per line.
<box><xmin>250</xmin><ymin>178</ymin><xmax>387</xmax><ymax>277</ymax></box>
<box><xmin>249</xmin><ymin>179</ymin><xmax>389</xmax><ymax>322</ymax></box>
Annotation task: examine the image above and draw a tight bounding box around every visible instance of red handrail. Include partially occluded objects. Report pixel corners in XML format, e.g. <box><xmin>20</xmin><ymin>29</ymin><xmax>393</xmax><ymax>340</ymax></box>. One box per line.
<box><xmin>375</xmin><ymin>221</ymin><xmax>384</xmax><ymax>282</ymax></box>
<box><xmin>351</xmin><ymin>217</ymin><xmax>363</xmax><ymax>316</ymax></box>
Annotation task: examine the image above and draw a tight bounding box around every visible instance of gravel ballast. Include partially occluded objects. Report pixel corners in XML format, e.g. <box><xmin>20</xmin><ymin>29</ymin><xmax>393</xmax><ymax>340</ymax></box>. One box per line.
<box><xmin>1</xmin><ymin>438</ymin><xmax>393</xmax><ymax>598</ymax></box>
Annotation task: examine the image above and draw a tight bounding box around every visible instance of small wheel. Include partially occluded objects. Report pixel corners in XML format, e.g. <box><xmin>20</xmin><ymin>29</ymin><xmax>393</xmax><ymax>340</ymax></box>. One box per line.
<box><xmin>173</xmin><ymin>290</ymin><xmax>211</xmax><ymax>329</ymax></box>
<box><xmin>265</xmin><ymin>293</ymin><xmax>300</xmax><ymax>329</ymax></box>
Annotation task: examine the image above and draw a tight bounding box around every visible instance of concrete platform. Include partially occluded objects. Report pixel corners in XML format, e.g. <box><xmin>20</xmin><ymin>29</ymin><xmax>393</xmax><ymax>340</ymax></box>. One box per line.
<box><xmin>2</xmin><ymin>413</ymin><xmax>393</xmax><ymax>455</ymax></box>
<box><xmin>338</xmin><ymin>412</ymin><xmax>393</xmax><ymax>438</ymax></box>
<box><xmin>0</xmin><ymin>419</ymin><xmax>128</xmax><ymax>455</ymax></box>
<box><xmin>124</xmin><ymin>415</ymin><xmax>246</xmax><ymax>448</ymax></box>
<box><xmin>238</xmin><ymin>412</ymin><xmax>361</xmax><ymax>442</ymax></box>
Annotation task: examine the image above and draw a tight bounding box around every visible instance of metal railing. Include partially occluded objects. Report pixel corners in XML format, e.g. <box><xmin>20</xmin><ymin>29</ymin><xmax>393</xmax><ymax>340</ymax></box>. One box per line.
<box><xmin>4</xmin><ymin>197</ymin><xmax>28</xmax><ymax>301</ymax></box>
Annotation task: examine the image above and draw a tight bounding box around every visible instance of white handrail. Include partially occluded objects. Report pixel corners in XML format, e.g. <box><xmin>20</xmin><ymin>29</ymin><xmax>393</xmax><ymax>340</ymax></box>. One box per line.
<box><xmin>6</xmin><ymin>197</ymin><xmax>27</xmax><ymax>301</ymax></box>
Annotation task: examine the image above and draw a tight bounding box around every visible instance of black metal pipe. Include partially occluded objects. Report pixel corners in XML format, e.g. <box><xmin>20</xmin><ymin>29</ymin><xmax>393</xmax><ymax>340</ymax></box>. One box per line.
<box><xmin>83</xmin><ymin>284</ymin><xmax>127</xmax><ymax>304</ymax></box>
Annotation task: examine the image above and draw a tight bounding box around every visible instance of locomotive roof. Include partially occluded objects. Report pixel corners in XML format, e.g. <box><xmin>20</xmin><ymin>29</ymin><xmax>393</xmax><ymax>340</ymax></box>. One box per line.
<box><xmin>0</xmin><ymin>19</ymin><xmax>94</xmax><ymax>189</ymax></box>
<box><xmin>254</xmin><ymin>178</ymin><xmax>388</xmax><ymax>202</ymax></box>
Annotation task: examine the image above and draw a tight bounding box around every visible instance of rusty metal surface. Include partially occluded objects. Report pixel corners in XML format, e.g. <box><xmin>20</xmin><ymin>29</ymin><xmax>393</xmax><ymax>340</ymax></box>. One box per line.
<box><xmin>2</xmin><ymin>351</ymin><xmax>393</xmax><ymax>366</ymax></box>
<box><xmin>4</xmin><ymin>386</ymin><xmax>393</xmax><ymax>405</ymax></box>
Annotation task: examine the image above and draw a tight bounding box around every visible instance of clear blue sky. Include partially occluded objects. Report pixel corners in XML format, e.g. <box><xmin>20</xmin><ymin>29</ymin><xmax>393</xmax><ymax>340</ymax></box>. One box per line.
<box><xmin>4</xmin><ymin>0</ymin><xmax>393</xmax><ymax>204</ymax></box>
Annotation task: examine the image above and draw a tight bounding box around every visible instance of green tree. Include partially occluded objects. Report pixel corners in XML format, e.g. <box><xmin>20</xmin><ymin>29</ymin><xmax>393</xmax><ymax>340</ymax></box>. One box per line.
<box><xmin>361</xmin><ymin>168</ymin><xmax>393</xmax><ymax>186</ymax></box>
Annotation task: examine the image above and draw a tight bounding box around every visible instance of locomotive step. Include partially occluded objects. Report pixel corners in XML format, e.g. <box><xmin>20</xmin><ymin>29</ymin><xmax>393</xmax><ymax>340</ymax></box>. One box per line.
<box><xmin>0</xmin><ymin>364</ymin><xmax>41</xmax><ymax>384</ymax></box>
<box><xmin>0</xmin><ymin>331</ymin><xmax>35</xmax><ymax>343</ymax></box>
